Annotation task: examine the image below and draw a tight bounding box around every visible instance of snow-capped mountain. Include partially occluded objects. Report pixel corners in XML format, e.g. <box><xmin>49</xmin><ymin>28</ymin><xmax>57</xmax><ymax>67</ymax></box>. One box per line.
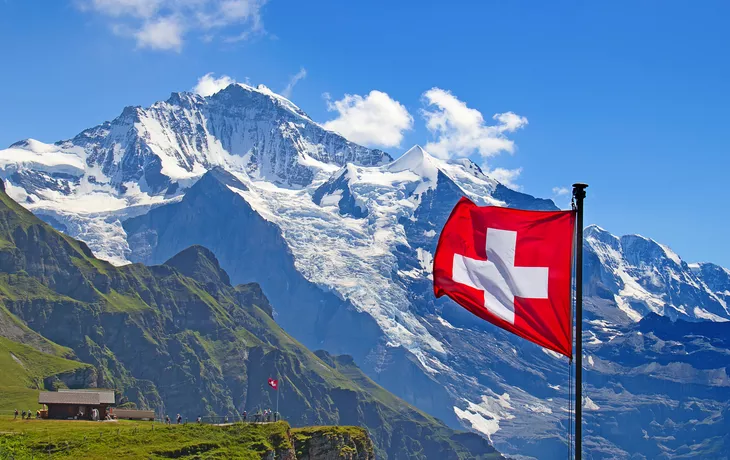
<box><xmin>1</xmin><ymin>83</ymin><xmax>728</xmax><ymax>459</ymax></box>
<box><xmin>584</xmin><ymin>225</ymin><xmax>730</xmax><ymax>323</ymax></box>
<box><xmin>3</xmin><ymin>83</ymin><xmax>389</xmax><ymax>200</ymax></box>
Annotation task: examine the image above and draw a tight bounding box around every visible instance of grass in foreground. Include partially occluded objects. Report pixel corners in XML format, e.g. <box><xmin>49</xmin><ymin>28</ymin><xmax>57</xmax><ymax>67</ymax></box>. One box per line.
<box><xmin>0</xmin><ymin>417</ymin><xmax>291</xmax><ymax>459</ymax></box>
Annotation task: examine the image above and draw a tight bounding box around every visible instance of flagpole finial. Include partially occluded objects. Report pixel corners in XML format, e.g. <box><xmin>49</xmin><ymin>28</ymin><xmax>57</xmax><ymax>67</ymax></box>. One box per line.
<box><xmin>572</xmin><ymin>183</ymin><xmax>588</xmax><ymax>203</ymax></box>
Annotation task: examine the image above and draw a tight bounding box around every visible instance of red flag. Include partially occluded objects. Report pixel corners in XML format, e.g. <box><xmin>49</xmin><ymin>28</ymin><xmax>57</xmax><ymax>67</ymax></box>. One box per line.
<box><xmin>268</xmin><ymin>378</ymin><xmax>278</xmax><ymax>390</ymax></box>
<box><xmin>433</xmin><ymin>197</ymin><xmax>575</xmax><ymax>357</ymax></box>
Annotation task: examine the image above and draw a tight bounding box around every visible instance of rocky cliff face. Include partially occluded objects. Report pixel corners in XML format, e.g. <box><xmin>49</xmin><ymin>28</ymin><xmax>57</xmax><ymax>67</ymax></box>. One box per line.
<box><xmin>292</xmin><ymin>426</ymin><xmax>375</xmax><ymax>460</ymax></box>
<box><xmin>43</xmin><ymin>366</ymin><xmax>98</xmax><ymax>390</ymax></box>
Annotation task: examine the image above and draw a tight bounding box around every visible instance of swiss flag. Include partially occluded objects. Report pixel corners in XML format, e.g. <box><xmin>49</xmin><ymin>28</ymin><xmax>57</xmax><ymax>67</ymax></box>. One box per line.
<box><xmin>268</xmin><ymin>378</ymin><xmax>279</xmax><ymax>390</ymax></box>
<box><xmin>433</xmin><ymin>197</ymin><xmax>575</xmax><ymax>358</ymax></box>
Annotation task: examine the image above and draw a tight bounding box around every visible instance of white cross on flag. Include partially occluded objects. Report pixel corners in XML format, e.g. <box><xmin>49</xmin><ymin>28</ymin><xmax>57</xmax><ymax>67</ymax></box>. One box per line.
<box><xmin>433</xmin><ymin>197</ymin><xmax>575</xmax><ymax>357</ymax></box>
<box><xmin>268</xmin><ymin>378</ymin><xmax>279</xmax><ymax>390</ymax></box>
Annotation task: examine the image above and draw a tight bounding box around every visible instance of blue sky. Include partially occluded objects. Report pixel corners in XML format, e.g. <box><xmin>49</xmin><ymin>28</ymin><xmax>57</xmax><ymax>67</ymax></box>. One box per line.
<box><xmin>0</xmin><ymin>0</ymin><xmax>728</xmax><ymax>266</ymax></box>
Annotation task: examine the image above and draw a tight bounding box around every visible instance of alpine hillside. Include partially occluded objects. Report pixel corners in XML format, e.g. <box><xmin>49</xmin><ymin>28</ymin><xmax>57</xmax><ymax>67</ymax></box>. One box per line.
<box><xmin>0</xmin><ymin>181</ymin><xmax>502</xmax><ymax>460</ymax></box>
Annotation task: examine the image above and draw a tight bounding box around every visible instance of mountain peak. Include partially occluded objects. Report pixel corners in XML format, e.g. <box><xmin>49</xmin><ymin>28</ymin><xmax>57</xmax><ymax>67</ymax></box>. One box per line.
<box><xmin>586</xmin><ymin>225</ymin><xmax>685</xmax><ymax>266</ymax></box>
<box><xmin>164</xmin><ymin>245</ymin><xmax>231</xmax><ymax>286</ymax></box>
<box><xmin>209</xmin><ymin>82</ymin><xmax>313</xmax><ymax>122</ymax></box>
<box><xmin>620</xmin><ymin>234</ymin><xmax>683</xmax><ymax>266</ymax></box>
<box><xmin>585</xmin><ymin>224</ymin><xmax>616</xmax><ymax>239</ymax></box>
<box><xmin>199</xmin><ymin>167</ymin><xmax>248</xmax><ymax>190</ymax></box>
<box><xmin>8</xmin><ymin>139</ymin><xmax>54</xmax><ymax>152</ymax></box>
<box><xmin>388</xmin><ymin>145</ymin><xmax>439</xmax><ymax>183</ymax></box>
<box><xmin>166</xmin><ymin>91</ymin><xmax>204</xmax><ymax>107</ymax></box>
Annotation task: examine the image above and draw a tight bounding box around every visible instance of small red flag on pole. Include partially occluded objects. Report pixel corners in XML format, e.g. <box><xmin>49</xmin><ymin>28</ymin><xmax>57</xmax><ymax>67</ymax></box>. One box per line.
<box><xmin>267</xmin><ymin>378</ymin><xmax>278</xmax><ymax>390</ymax></box>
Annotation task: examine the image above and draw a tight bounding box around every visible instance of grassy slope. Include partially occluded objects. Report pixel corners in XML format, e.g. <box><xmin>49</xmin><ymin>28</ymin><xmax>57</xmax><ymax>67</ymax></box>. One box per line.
<box><xmin>0</xmin><ymin>302</ymin><xmax>76</xmax><ymax>358</ymax></box>
<box><xmin>0</xmin><ymin>337</ymin><xmax>92</xmax><ymax>410</ymax></box>
<box><xmin>0</xmin><ymin>417</ymin><xmax>294</xmax><ymax>459</ymax></box>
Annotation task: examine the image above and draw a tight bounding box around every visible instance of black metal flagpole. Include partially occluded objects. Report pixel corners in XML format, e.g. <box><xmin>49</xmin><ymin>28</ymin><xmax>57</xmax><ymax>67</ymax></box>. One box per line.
<box><xmin>572</xmin><ymin>183</ymin><xmax>587</xmax><ymax>460</ymax></box>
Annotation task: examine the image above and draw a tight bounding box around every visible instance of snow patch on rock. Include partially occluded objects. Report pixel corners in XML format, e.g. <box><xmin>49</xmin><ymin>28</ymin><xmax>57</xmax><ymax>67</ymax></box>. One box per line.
<box><xmin>454</xmin><ymin>392</ymin><xmax>514</xmax><ymax>442</ymax></box>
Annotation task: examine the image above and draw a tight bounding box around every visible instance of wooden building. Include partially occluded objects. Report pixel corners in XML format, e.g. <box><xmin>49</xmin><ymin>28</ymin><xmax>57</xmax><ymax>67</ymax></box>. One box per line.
<box><xmin>38</xmin><ymin>390</ymin><xmax>115</xmax><ymax>420</ymax></box>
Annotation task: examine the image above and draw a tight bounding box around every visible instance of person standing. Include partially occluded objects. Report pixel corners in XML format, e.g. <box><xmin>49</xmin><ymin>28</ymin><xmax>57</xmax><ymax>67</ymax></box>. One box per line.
<box><xmin>14</xmin><ymin>409</ymin><xmax>18</xmax><ymax>420</ymax></box>
<box><xmin>177</xmin><ymin>414</ymin><xmax>182</xmax><ymax>424</ymax></box>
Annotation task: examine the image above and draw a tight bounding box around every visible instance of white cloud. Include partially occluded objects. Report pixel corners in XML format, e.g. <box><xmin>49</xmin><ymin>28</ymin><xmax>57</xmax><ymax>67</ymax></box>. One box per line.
<box><xmin>487</xmin><ymin>167</ymin><xmax>523</xmax><ymax>190</ymax></box>
<box><xmin>197</xmin><ymin>0</ymin><xmax>264</xmax><ymax>30</ymax></box>
<box><xmin>322</xmin><ymin>91</ymin><xmax>413</xmax><ymax>148</ymax></box>
<box><xmin>79</xmin><ymin>0</ymin><xmax>268</xmax><ymax>51</ymax></box>
<box><xmin>552</xmin><ymin>186</ymin><xmax>570</xmax><ymax>196</ymax></box>
<box><xmin>193</xmin><ymin>73</ymin><xmax>236</xmax><ymax>97</ymax></box>
<box><xmin>281</xmin><ymin>68</ymin><xmax>307</xmax><ymax>98</ymax></box>
<box><xmin>87</xmin><ymin>0</ymin><xmax>162</xmax><ymax>17</ymax></box>
<box><xmin>135</xmin><ymin>16</ymin><xmax>183</xmax><ymax>51</ymax></box>
<box><xmin>421</xmin><ymin>88</ymin><xmax>527</xmax><ymax>160</ymax></box>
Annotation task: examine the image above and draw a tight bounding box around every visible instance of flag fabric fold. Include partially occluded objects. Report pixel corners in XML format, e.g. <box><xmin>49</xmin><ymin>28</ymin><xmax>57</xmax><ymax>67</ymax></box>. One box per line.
<box><xmin>268</xmin><ymin>378</ymin><xmax>278</xmax><ymax>390</ymax></box>
<box><xmin>433</xmin><ymin>197</ymin><xmax>575</xmax><ymax>357</ymax></box>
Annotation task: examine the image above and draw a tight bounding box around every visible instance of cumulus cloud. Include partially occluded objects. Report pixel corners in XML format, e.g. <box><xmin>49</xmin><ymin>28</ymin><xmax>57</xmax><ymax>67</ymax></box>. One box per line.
<box><xmin>552</xmin><ymin>187</ymin><xmax>570</xmax><ymax>196</ymax></box>
<box><xmin>88</xmin><ymin>0</ymin><xmax>161</xmax><ymax>18</ymax></box>
<box><xmin>281</xmin><ymin>68</ymin><xmax>307</xmax><ymax>98</ymax></box>
<box><xmin>322</xmin><ymin>91</ymin><xmax>413</xmax><ymax>148</ymax></box>
<box><xmin>421</xmin><ymin>88</ymin><xmax>527</xmax><ymax>160</ymax></box>
<box><xmin>487</xmin><ymin>167</ymin><xmax>523</xmax><ymax>190</ymax></box>
<box><xmin>79</xmin><ymin>0</ymin><xmax>268</xmax><ymax>51</ymax></box>
<box><xmin>135</xmin><ymin>16</ymin><xmax>183</xmax><ymax>51</ymax></box>
<box><xmin>193</xmin><ymin>73</ymin><xmax>236</xmax><ymax>97</ymax></box>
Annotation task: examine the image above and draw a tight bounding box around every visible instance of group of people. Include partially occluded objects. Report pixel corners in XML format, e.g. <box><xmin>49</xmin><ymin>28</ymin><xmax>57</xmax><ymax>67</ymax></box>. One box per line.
<box><xmin>13</xmin><ymin>407</ymin><xmax>118</xmax><ymax>421</ymax></box>
<box><xmin>14</xmin><ymin>409</ymin><xmax>40</xmax><ymax>420</ymax></box>
<box><xmin>76</xmin><ymin>409</ymin><xmax>114</xmax><ymax>421</ymax></box>
<box><xmin>160</xmin><ymin>410</ymin><xmax>279</xmax><ymax>425</ymax></box>
<box><xmin>243</xmin><ymin>409</ymin><xmax>279</xmax><ymax>423</ymax></box>
<box><xmin>164</xmin><ymin>414</ymin><xmax>184</xmax><ymax>425</ymax></box>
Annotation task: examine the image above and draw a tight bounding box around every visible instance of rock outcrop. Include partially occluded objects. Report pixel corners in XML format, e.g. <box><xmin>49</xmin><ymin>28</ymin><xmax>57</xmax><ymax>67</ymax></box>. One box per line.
<box><xmin>292</xmin><ymin>427</ymin><xmax>374</xmax><ymax>460</ymax></box>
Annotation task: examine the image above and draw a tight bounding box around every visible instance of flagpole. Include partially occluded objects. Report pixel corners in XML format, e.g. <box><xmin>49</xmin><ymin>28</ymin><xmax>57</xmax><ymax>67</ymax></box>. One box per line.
<box><xmin>572</xmin><ymin>183</ymin><xmax>588</xmax><ymax>460</ymax></box>
<box><xmin>276</xmin><ymin>375</ymin><xmax>280</xmax><ymax>418</ymax></box>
